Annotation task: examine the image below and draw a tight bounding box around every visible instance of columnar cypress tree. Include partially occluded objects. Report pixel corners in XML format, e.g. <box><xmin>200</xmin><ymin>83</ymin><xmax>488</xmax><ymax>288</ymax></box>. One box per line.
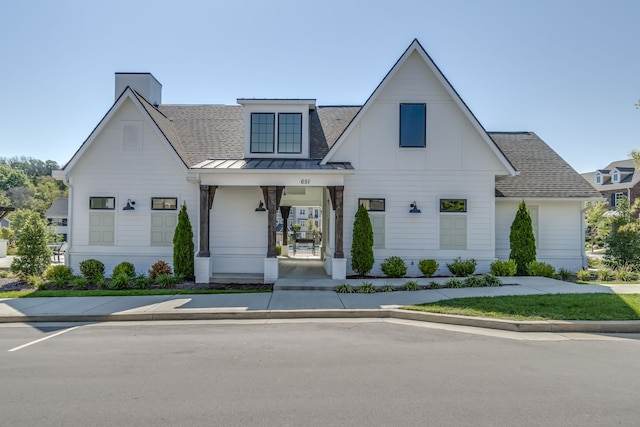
<box><xmin>10</xmin><ymin>212</ymin><xmax>51</xmax><ymax>277</ymax></box>
<box><xmin>351</xmin><ymin>203</ymin><xmax>374</xmax><ymax>276</ymax></box>
<box><xmin>509</xmin><ymin>200</ymin><xmax>536</xmax><ymax>275</ymax></box>
<box><xmin>173</xmin><ymin>204</ymin><xmax>194</xmax><ymax>280</ymax></box>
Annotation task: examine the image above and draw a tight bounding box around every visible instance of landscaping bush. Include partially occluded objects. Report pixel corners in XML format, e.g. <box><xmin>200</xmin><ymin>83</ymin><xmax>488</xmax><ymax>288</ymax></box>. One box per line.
<box><xmin>108</xmin><ymin>273</ymin><xmax>132</xmax><ymax>290</ymax></box>
<box><xmin>133</xmin><ymin>275</ymin><xmax>151</xmax><ymax>289</ymax></box>
<box><xmin>334</xmin><ymin>283</ymin><xmax>355</xmax><ymax>293</ymax></box>
<box><xmin>509</xmin><ymin>200</ymin><xmax>536</xmax><ymax>275</ymax></box>
<box><xmin>557</xmin><ymin>268</ymin><xmax>573</xmax><ymax>281</ymax></box>
<box><xmin>615</xmin><ymin>266</ymin><xmax>638</xmax><ymax>282</ymax></box>
<box><xmin>173</xmin><ymin>204</ymin><xmax>194</xmax><ymax>280</ymax></box>
<box><xmin>79</xmin><ymin>259</ymin><xmax>105</xmax><ymax>282</ymax></box>
<box><xmin>148</xmin><ymin>260</ymin><xmax>172</xmax><ymax>280</ymax></box>
<box><xmin>526</xmin><ymin>260</ymin><xmax>555</xmax><ymax>277</ymax></box>
<box><xmin>276</xmin><ymin>245</ymin><xmax>282</xmax><ymax>256</ymax></box>
<box><xmin>113</xmin><ymin>262</ymin><xmax>135</xmax><ymax>278</ymax></box>
<box><xmin>351</xmin><ymin>204</ymin><xmax>374</xmax><ymax>276</ymax></box>
<box><xmin>596</xmin><ymin>268</ymin><xmax>615</xmax><ymax>281</ymax></box>
<box><xmin>418</xmin><ymin>259</ymin><xmax>439</xmax><ymax>277</ymax></box>
<box><xmin>482</xmin><ymin>274</ymin><xmax>502</xmax><ymax>287</ymax></box>
<box><xmin>72</xmin><ymin>276</ymin><xmax>89</xmax><ymax>290</ymax></box>
<box><xmin>44</xmin><ymin>265</ymin><xmax>73</xmax><ymax>281</ymax></box>
<box><xmin>379</xmin><ymin>283</ymin><xmax>395</xmax><ymax>292</ymax></box>
<box><xmin>155</xmin><ymin>273</ymin><xmax>179</xmax><ymax>289</ymax></box>
<box><xmin>444</xmin><ymin>278</ymin><xmax>465</xmax><ymax>288</ymax></box>
<box><xmin>357</xmin><ymin>282</ymin><xmax>376</xmax><ymax>293</ymax></box>
<box><xmin>429</xmin><ymin>280</ymin><xmax>441</xmax><ymax>289</ymax></box>
<box><xmin>380</xmin><ymin>256</ymin><xmax>407</xmax><ymax>278</ymax></box>
<box><xmin>576</xmin><ymin>269</ymin><xmax>593</xmax><ymax>281</ymax></box>
<box><xmin>404</xmin><ymin>280</ymin><xmax>420</xmax><ymax>291</ymax></box>
<box><xmin>447</xmin><ymin>257</ymin><xmax>476</xmax><ymax>277</ymax></box>
<box><xmin>10</xmin><ymin>212</ymin><xmax>51</xmax><ymax>278</ymax></box>
<box><xmin>463</xmin><ymin>275</ymin><xmax>484</xmax><ymax>287</ymax></box>
<box><xmin>490</xmin><ymin>259</ymin><xmax>517</xmax><ymax>276</ymax></box>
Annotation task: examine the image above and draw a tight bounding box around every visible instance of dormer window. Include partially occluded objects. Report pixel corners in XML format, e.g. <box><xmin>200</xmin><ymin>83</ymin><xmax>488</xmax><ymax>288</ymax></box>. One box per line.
<box><xmin>595</xmin><ymin>175</ymin><xmax>602</xmax><ymax>185</ymax></box>
<box><xmin>612</xmin><ymin>171</ymin><xmax>620</xmax><ymax>183</ymax></box>
<box><xmin>240</xmin><ymin>99</ymin><xmax>314</xmax><ymax>159</ymax></box>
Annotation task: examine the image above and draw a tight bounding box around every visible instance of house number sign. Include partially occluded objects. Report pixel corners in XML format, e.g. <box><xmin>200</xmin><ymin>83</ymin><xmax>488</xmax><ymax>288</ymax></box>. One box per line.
<box><xmin>300</xmin><ymin>178</ymin><xmax>311</xmax><ymax>185</ymax></box>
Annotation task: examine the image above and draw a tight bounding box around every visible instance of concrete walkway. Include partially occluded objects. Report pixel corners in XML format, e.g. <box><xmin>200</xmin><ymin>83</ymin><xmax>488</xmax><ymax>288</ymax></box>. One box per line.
<box><xmin>2</xmin><ymin>275</ymin><xmax>640</xmax><ymax>333</ymax></box>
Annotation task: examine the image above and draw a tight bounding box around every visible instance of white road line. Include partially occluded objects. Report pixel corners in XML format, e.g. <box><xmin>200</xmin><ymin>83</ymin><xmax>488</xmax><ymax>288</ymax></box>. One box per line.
<box><xmin>8</xmin><ymin>326</ymin><xmax>80</xmax><ymax>352</ymax></box>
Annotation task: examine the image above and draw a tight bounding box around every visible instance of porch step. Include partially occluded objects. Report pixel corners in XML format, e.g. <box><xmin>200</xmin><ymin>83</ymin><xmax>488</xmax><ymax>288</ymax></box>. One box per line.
<box><xmin>210</xmin><ymin>273</ymin><xmax>264</xmax><ymax>284</ymax></box>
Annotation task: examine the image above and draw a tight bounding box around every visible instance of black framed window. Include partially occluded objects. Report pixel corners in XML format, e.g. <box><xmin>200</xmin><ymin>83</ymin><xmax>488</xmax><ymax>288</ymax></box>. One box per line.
<box><xmin>278</xmin><ymin>113</ymin><xmax>302</xmax><ymax>153</ymax></box>
<box><xmin>359</xmin><ymin>198</ymin><xmax>385</xmax><ymax>211</ymax></box>
<box><xmin>440</xmin><ymin>199</ymin><xmax>467</xmax><ymax>212</ymax></box>
<box><xmin>250</xmin><ymin>113</ymin><xmax>275</xmax><ymax>153</ymax></box>
<box><xmin>400</xmin><ymin>103</ymin><xmax>426</xmax><ymax>147</ymax></box>
<box><xmin>152</xmin><ymin>197</ymin><xmax>178</xmax><ymax>210</ymax></box>
<box><xmin>90</xmin><ymin>197</ymin><xmax>115</xmax><ymax>210</ymax></box>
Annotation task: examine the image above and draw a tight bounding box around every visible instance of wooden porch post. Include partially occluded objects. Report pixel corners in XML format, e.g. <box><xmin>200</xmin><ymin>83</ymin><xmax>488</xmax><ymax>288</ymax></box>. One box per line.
<box><xmin>261</xmin><ymin>186</ymin><xmax>278</xmax><ymax>258</ymax></box>
<box><xmin>280</xmin><ymin>206</ymin><xmax>291</xmax><ymax>247</ymax></box>
<box><xmin>328</xmin><ymin>186</ymin><xmax>344</xmax><ymax>258</ymax></box>
<box><xmin>197</xmin><ymin>185</ymin><xmax>216</xmax><ymax>257</ymax></box>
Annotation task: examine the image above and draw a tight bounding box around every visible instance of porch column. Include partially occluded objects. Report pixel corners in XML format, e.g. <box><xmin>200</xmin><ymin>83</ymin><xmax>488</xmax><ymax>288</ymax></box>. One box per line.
<box><xmin>280</xmin><ymin>206</ymin><xmax>291</xmax><ymax>256</ymax></box>
<box><xmin>197</xmin><ymin>185</ymin><xmax>216</xmax><ymax>257</ymax></box>
<box><xmin>328</xmin><ymin>186</ymin><xmax>346</xmax><ymax>280</ymax></box>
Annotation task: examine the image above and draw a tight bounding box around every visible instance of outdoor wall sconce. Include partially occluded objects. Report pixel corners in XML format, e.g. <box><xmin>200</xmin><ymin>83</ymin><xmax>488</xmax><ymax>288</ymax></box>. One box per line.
<box><xmin>255</xmin><ymin>201</ymin><xmax>266</xmax><ymax>212</ymax></box>
<box><xmin>123</xmin><ymin>199</ymin><xmax>135</xmax><ymax>211</ymax></box>
<box><xmin>409</xmin><ymin>201</ymin><xmax>421</xmax><ymax>213</ymax></box>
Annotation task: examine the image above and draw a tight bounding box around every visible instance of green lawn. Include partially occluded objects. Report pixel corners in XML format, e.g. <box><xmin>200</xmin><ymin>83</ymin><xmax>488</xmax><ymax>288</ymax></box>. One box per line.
<box><xmin>405</xmin><ymin>293</ymin><xmax>640</xmax><ymax>321</ymax></box>
<box><xmin>0</xmin><ymin>289</ymin><xmax>270</xmax><ymax>299</ymax></box>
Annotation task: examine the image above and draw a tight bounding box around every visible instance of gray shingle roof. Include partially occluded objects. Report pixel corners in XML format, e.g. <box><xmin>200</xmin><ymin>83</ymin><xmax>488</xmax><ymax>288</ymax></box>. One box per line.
<box><xmin>581</xmin><ymin>159</ymin><xmax>639</xmax><ymax>191</ymax></box>
<box><xmin>491</xmin><ymin>132</ymin><xmax>602</xmax><ymax>198</ymax></box>
<box><xmin>45</xmin><ymin>196</ymin><xmax>68</xmax><ymax>218</ymax></box>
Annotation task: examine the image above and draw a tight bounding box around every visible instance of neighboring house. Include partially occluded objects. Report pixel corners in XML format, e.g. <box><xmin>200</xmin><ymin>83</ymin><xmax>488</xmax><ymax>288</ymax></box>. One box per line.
<box><xmin>0</xmin><ymin>217</ymin><xmax>10</xmax><ymax>228</ymax></box>
<box><xmin>581</xmin><ymin>159</ymin><xmax>639</xmax><ymax>209</ymax></box>
<box><xmin>45</xmin><ymin>196</ymin><xmax>69</xmax><ymax>241</ymax></box>
<box><xmin>53</xmin><ymin>39</ymin><xmax>601</xmax><ymax>283</ymax></box>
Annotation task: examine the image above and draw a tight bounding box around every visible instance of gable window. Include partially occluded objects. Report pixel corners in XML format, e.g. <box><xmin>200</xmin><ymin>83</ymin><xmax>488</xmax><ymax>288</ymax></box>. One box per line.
<box><xmin>89</xmin><ymin>197</ymin><xmax>115</xmax><ymax>210</ymax></box>
<box><xmin>250</xmin><ymin>113</ymin><xmax>275</xmax><ymax>153</ymax></box>
<box><xmin>151</xmin><ymin>197</ymin><xmax>178</xmax><ymax>210</ymax></box>
<box><xmin>358</xmin><ymin>198</ymin><xmax>385</xmax><ymax>211</ymax></box>
<box><xmin>399</xmin><ymin>103</ymin><xmax>426</xmax><ymax>147</ymax></box>
<box><xmin>278</xmin><ymin>113</ymin><xmax>302</xmax><ymax>153</ymax></box>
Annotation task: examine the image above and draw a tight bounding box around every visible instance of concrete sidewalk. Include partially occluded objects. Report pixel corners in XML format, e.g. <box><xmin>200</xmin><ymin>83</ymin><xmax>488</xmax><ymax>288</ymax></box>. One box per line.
<box><xmin>2</xmin><ymin>276</ymin><xmax>640</xmax><ymax>333</ymax></box>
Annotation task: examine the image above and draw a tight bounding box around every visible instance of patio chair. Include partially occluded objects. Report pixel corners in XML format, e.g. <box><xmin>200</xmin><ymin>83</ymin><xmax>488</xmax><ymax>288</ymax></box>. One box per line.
<box><xmin>53</xmin><ymin>241</ymin><xmax>67</xmax><ymax>263</ymax></box>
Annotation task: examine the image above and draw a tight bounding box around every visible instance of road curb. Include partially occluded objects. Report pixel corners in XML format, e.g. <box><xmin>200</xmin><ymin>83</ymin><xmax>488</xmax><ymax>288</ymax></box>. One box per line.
<box><xmin>2</xmin><ymin>309</ymin><xmax>640</xmax><ymax>333</ymax></box>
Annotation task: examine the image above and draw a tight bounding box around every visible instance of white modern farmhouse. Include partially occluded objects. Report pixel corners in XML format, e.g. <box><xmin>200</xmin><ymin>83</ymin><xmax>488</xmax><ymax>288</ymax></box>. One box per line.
<box><xmin>53</xmin><ymin>40</ymin><xmax>601</xmax><ymax>283</ymax></box>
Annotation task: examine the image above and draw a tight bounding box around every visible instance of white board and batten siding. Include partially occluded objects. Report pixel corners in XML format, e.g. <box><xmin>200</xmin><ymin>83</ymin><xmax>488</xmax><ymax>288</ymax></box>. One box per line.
<box><xmin>495</xmin><ymin>200</ymin><xmax>587</xmax><ymax>271</ymax></box>
<box><xmin>66</xmin><ymin>98</ymin><xmax>198</xmax><ymax>275</ymax></box>
<box><xmin>326</xmin><ymin>50</ymin><xmax>511</xmax><ymax>276</ymax></box>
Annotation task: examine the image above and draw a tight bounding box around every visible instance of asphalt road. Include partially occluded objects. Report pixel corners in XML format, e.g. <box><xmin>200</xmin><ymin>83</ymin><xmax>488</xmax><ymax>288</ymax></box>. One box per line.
<box><xmin>1</xmin><ymin>320</ymin><xmax>640</xmax><ymax>426</ymax></box>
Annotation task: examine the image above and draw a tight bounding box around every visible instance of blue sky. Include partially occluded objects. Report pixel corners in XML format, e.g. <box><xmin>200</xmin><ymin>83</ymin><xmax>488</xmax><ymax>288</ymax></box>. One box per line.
<box><xmin>1</xmin><ymin>0</ymin><xmax>639</xmax><ymax>173</ymax></box>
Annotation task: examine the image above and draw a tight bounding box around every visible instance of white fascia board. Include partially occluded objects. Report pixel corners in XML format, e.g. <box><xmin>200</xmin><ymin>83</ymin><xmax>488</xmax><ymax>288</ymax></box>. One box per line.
<box><xmin>496</xmin><ymin>196</ymin><xmax>605</xmax><ymax>203</ymax></box>
<box><xmin>237</xmin><ymin>99</ymin><xmax>316</xmax><ymax>109</ymax></box>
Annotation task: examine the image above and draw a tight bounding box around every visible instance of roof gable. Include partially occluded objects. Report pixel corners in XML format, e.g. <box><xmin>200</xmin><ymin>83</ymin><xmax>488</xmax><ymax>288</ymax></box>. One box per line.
<box><xmin>320</xmin><ymin>39</ymin><xmax>516</xmax><ymax>175</ymax></box>
<box><xmin>61</xmin><ymin>88</ymin><xmax>188</xmax><ymax>173</ymax></box>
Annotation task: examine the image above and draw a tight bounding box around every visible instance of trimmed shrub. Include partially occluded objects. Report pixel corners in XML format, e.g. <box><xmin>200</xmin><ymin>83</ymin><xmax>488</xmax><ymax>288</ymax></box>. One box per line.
<box><xmin>173</xmin><ymin>204</ymin><xmax>194</xmax><ymax>281</ymax></box>
<box><xmin>44</xmin><ymin>265</ymin><xmax>73</xmax><ymax>281</ymax></box>
<box><xmin>380</xmin><ymin>256</ymin><xmax>407</xmax><ymax>278</ymax></box>
<box><xmin>526</xmin><ymin>260</ymin><xmax>555</xmax><ymax>277</ymax></box>
<box><xmin>155</xmin><ymin>273</ymin><xmax>179</xmax><ymax>289</ymax></box>
<box><xmin>404</xmin><ymin>280</ymin><xmax>420</xmax><ymax>291</ymax></box>
<box><xmin>447</xmin><ymin>257</ymin><xmax>476</xmax><ymax>277</ymax></box>
<box><xmin>379</xmin><ymin>283</ymin><xmax>395</xmax><ymax>292</ymax></box>
<box><xmin>557</xmin><ymin>268</ymin><xmax>573</xmax><ymax>281</ymax></box>
<box><xmin>490</xmin><ymin>259</ymin><xmax>517</xmax><ymax>276</ymax></box>
<box><xmin>596</xmin><ymin>268</ymin><xmax>615</xmax><ymax>281</ymax></box>
<box><xmin>148</xmin><ymin>260</ymin><xmax>172</xmax><ymax>281</ymax></box>
<box><xmin>444</xmin><ymin>278</ymin><xmax>465</xmax><ymax>288</ymax></box>
<box><xmin>351</xmin><ymin>204</ymin><xmax>374</xmax><ymax>276</ymax></box>
<box><xmin>576</xmin><ymin>269</ymin><xmax>593</xmax><ymax>281</ymax></box>
<box><xmin>335</xmin><ymin>283</ymin><xmax>355</xmax><ymax>293</ymax></box>
<box><xmin>113</xmin><ymin>262</ymin><xmax>135</xmax><ymax>278</ymax></box>
<box><xmin>133</xmin><ymin>275</ymin><xmax>151</xmax><ymax>289</ymax></box>
<box><xmin>615</xmin><ymin>266</ymin><xmax>638</xmax><ymax>282</ymax></box>
<box><xmin>509</xmin><ymin>200</ymin><xmax>536</xmax><ymax>275</ymax></box>
<box><xmin>429</xmin><ymin>280</ymin><xmax>441</xmax><ymax>289</ymax></box>
<box><xmin>418</xmin><ymin>259</ymin><xmax>439</xmax><ymax>277</ymax></box>
<box><xmin>79</xmin><ymin>259</ymin><xmax>105</xmax><ymax>282</ymax></box>
<box><xmin>357</xmin><ymin>282</ymin><xmax>376</xmax><ymax>293</ymax></box>
<box><xmin>72</xmin><ymin>276</ymin><xmax>89</xmax><ymax>290</ymax></box>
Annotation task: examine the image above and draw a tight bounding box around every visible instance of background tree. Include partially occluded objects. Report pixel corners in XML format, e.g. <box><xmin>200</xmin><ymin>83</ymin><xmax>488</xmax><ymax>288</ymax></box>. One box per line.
<box><xmin>173</xmin><ymin>204</ymin><xmax>194</xmax><ymax>280</ymax></box>
<box><xmin>0</xmin><ymin>163</ymin><xmax>30</xmax><ymax>192</ymax></box>
<box><xmin>10</xmin><ymin>212</ymin><xmax>51</xmax><ymax>277</ymax></box>
<box><xmin>585</xmin><ymin>201</ymin><xmax>610</xmax><ymax>252</ymax></box>
<box><xmin>351</xmin><ymin>203</ymin><xmax>374</xmax><ymax>276</ymax></box>
<box><xmin>509</xmin><ymin>200</ymin><xmax>536</xmax><ymax>275</ymax></box>
<box><xmin>604</xmin><ymin>196</ymin><xmax>640</xmax><ymax>269</ymax></box>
